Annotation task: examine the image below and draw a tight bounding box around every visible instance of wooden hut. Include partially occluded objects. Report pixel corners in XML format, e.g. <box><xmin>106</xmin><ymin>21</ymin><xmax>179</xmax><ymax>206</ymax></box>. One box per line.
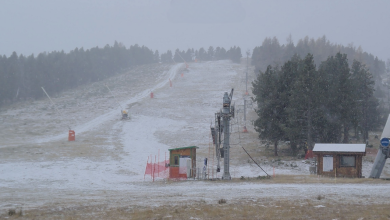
<box><xmin>313</xmin><ymin>143</ymin><xmax>366</xmax><ymax>178</ymax></box>
<box><xmin>168</xmin><ymin>146</ymin><xmax>198</xmax><ymax>179</ymax></box>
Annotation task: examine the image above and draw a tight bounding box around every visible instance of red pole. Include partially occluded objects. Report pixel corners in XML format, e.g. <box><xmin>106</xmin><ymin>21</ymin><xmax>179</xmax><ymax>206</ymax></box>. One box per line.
<box><xmin>273</xmin><ymin>167</ymin><xmax>275</xmax><ymax>178</ymax></box>
<box><xmin>165</xmin><ymin>151</ymin><xmax>167</xmax><ymax>179</ymax></box>
<box><xmin>150</xmin><ymin>154</ymin><xmax>152</xmax><ymax>180</ymax></box>
<box><xmin>153</xmin><ymin>155</ymin><xmax>156</xmax><ymax>182</ymax></box>
<box><xmin>144</xmin><ymin>156</ymin><xmax>149</xmax><ymax>181</ymax></box>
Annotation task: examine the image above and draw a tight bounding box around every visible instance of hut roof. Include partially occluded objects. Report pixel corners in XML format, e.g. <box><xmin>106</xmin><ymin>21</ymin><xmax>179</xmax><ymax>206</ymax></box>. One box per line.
<box><xmin>168</xmin><ymin>146</ymin><xmax>199</xmax><ymax>151</ymax></box>
<box><xmin>313</xmin><ymin>143</ymin><xmax>366</xmax><ymax>153</ymax></box>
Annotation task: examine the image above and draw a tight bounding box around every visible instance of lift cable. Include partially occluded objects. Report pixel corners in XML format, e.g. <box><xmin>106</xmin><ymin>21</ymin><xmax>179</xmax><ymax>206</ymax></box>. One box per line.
<box><xmin>241</xmin><ymin>145</ymin><xmax>270</xmax><ymax>177</ymax></box>
<box><xmin>234</xmin><ymin>106</ymin><xmax>270</xmax><ymax>177</ymax></box>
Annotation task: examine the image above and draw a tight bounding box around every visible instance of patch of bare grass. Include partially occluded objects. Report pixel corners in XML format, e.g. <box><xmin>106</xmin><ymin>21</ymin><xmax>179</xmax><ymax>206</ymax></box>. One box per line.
<box><xmin>263</xmin><ymin>174</ymin><xmax>385</xmax><ymax>184</ymax></box>
<box><xmin>9</xmin><ymin>199</ymin><xmax>390</xmax><ymax>220</ymax></box>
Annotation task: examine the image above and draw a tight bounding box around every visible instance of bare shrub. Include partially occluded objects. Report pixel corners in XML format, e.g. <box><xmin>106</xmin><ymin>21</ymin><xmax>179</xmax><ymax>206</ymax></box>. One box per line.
<box><xmin>218</xmin><ymin>199</ymin><xmax>227</xmax><ymax>204</ymax></box>
<box><xmin>317</xmin><ymin>195</ymin><xmax>325</xmax><ymax>200</ymax></box>
<box><xmin>8</xmin><ymin>209</ymin><xmax>15</xmax><ymax>216</ymax></box>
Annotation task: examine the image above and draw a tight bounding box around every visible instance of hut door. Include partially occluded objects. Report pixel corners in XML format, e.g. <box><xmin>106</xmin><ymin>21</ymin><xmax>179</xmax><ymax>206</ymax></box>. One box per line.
<box><xmin>186</xmin><ymin>159</ymin><xmax>192</xmax><ymax>178</ymax></box>
<box><xmin>179</xmin><ymin>157</ymin><xmax>191</xmax><ymax>177</ymax></box>
<box><xmin>179</xmin><ymin>158</ymin><xmax>188</xmax><ymax>174</ymax></box>
<box><xmin>323</xmin><ymin>155</ymin><xmax>333</xmax><ymax>172</ymax></box>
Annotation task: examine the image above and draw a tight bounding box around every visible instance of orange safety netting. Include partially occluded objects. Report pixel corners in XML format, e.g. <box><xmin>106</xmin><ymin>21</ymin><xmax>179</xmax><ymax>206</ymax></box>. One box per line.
<box><xmin>144</xmin><ymin>160</ymin><xmax>169</xmax><ymax>180</ymax></box>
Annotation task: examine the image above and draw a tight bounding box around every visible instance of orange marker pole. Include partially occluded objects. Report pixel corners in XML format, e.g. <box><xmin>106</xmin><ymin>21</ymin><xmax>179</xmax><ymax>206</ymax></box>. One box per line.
<box><xmin>144</xmin><ymin>156</ymin><xmax>149</xmax><ymax>181</ymax></box>
<box><xmin>165</xmin><ymin>151</ymin><xmax>167</xmax><ymax>179</ymax></box>
<box><xmin>153</xmin><ymin>155</ymin><xmax>156</xmax><ymax>182</ymax></box>
<box><xmin>150</xmin><ymin>154</ymin><xmax>152</xmax><ymax>179</ymax></box>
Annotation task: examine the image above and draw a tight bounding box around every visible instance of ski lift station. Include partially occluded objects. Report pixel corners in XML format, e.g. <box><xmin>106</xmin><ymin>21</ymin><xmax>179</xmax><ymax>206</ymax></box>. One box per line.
<box><xmin>313</xmin><ymin>143</ymin><xmax>366</xmax><ymax>178</ymax></box>
<box><xmin>168</xmin><ymin>146</ymin><xmax>198</xmax><ymax>179</ymax></box>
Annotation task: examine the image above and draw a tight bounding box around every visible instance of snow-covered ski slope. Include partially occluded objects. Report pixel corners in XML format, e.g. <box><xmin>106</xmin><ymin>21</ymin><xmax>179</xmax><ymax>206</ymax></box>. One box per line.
<box><xmin>0</xmin><ymin>60</ymin><xmax>246</xmax><ymax>191</ymax></box>
<box><xmin>35</xmin><ymin>63</ymin><xmax>183</xmax><ymax>144</ymax></box>
<box><xmin>2</xmin><ymin>60</ymin><xmax>390</xmax><ymax>213</ymax></box>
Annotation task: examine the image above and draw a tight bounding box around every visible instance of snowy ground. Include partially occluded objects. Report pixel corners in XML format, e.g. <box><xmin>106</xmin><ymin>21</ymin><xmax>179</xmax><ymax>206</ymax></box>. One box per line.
<box><xmin>1</xmin><ymin>60</ymin><xmax>390</xmax><ymax>218</ymax></box>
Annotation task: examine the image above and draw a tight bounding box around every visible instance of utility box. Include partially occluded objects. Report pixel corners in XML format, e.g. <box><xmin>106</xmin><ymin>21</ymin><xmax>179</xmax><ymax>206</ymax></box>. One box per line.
<box><xmin>68</xmin><ymin>130</ymin><xmax>75</xmax><ymax>141</ymax></box>
<box><xmin>168</xmin><ymin>146</ymin><xmax>198</xmax><ymax>179</ymax></box>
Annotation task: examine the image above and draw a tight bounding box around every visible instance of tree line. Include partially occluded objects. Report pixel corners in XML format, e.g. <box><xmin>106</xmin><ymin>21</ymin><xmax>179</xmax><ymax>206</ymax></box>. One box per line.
<box><xmin>252</xmin><ymin>52</ymin><xmax>381</xmax><ymax>156</ymax></box>
<box><xmin>251</xmin><ymin>36</ymin><xmax>387</xmax><ymax>98</ymax></box>
<box><xmin>0</xmin><ymin>43</ymin><xmax>242</xmax><ymax>107</ymax></box>
<box><xmin>0</xmin><ymin>42</ymin><xmax>156</xmax><ymax>106</ymax></box>
<box><xmin>160</xmin><ymin>46</ymin><xmax>242</xmax><ymax>63</ymax></box>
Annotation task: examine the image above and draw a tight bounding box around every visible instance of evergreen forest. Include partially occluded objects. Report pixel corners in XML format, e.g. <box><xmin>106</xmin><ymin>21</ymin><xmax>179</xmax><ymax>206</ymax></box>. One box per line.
<box><xmin>161</xmin><ymin>46</ymin><xmax>242</xmax><ymax>63</ymax></box>
<box><xmin>0</xmin><ymin>43</ymin><xmax>242</xmax><ymax>107</ymax></box>
<box><xmin>252</xmin><ymin>52</ymin><xmax>384</xmax><ymax>156</ymax></box>
<box><xmin>251</xmin><ymin>36</ymin><xmax>387</xmax><ymax>98</ymax></box>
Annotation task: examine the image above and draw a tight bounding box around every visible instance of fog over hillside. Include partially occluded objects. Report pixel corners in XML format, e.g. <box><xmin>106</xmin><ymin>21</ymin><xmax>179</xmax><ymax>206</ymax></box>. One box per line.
<box><xmin>3</xmin><ymin>1</ymin><xmax>390</xmax><ymax>219</ymax></box>
<box><xmin>1</xmin><ymin>0</ymin><xmax>389</xmax><ymax>60</ymax></box>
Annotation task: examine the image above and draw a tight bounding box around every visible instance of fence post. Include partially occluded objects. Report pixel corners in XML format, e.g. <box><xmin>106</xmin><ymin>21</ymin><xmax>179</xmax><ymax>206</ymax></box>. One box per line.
<box><xmin>153</xmin><ymin>155</ymin><xmax>156</xmax><ymax>182</ymax></box>
<box><xmin>273</xmin><ymin>167</ymin><xmax>275</xmax><ymax>178</ymax></box>
<box><xmin>150</xmin><ymin>154</ymin><xmax>153</xmax><ymax>180</ymax></box>
<box><xmin>145</xmin><ymin>156</ymin><xmax>150</xmax><ymax>181</ymax></box>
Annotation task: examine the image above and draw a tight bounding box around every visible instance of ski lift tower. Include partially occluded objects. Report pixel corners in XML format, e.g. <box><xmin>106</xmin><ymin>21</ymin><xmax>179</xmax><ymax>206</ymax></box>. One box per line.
<box><xmin>211</xmin><ymin>89</ymin><xmax>234</xmax><ymax>180</ymax></box>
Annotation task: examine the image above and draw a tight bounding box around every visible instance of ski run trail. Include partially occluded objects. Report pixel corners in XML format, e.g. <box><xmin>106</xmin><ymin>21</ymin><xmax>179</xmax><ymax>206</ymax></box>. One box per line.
<box><xmin>1</xmin><ymin>60</ymin><xmax>390</xmax><ymax>214</ymax></box>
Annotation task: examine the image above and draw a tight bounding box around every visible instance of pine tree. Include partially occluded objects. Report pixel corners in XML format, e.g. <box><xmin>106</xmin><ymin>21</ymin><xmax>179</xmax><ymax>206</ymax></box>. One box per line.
<box><xmin>288</xmin><ymin>54</ymin><xmax>320</xmax><ymax>150</ymax></box>
<box><xmin>350</xmin><ymin>60</ymin><xmax>377</xmax><ymax>142</ymax></box>
<box><xmin>252</xmin><ymin>65</ymin><xmax>284</xmax><ymax>156</ymax></box>
<box><xmin>198</xmin><ymin>48</ymin><xmax>207</xmax><ymax>61</ymax></box>
<box><xmin>279</xmin><ymin>55</ymin><xmax>302</xmax><ymax>154</ymax></box>
<box><xmin>318</xmin><ymin>53</ymin><xmax>354</xmax><ymax>143</ymax></box>
<box><xmin>153</xmin><ymin>50</ymin><xmax>160</xmax><ymax>63</ymax></box>
<box><xmin>207</xmin><ymin>46</ymin><xmax>214</xmax><ymax>60</ymax></box>
<box><xmin>174</xmin><ymin>49</ymin><xmax>181</xmax><ymax>62</ymax></box>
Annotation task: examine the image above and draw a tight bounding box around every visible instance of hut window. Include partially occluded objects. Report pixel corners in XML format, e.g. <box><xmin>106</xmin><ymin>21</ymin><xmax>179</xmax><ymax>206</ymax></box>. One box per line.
<box><xmin>174</xmin><ymin>156</ymin><xmax>179</xmax><ymax>165</ymax></box>
<box><xmin>340</xmin><ymin>156</ymin><xmax>355</xmax><ymax>167</ymax></box>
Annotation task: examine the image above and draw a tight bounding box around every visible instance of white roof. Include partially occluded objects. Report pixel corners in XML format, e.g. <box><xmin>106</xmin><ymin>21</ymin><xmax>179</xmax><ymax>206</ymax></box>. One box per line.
<box><xmin>313</xmin><ymin>143</ymin><xmax>366</xmax><ymax>153</ymax></box>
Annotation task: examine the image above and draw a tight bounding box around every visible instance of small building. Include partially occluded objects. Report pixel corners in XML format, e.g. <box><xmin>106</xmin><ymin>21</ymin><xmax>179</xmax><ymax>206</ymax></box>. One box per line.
<box><xmin>313</xmin><ymin>143</ymin><xmax>366</xmax><ymax>178</ymax></box>
<box><xmin>168</xmin><ymin>146</ymin><xmax>198</xmax><ymax>179</ymax></box>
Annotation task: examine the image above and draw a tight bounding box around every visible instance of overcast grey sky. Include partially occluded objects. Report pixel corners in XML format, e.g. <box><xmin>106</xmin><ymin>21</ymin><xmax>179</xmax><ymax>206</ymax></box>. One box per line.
<box><xmin>1</xmin><ymin>0</ymin><xmax>389</xmax><ymax>60</ymax></box>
